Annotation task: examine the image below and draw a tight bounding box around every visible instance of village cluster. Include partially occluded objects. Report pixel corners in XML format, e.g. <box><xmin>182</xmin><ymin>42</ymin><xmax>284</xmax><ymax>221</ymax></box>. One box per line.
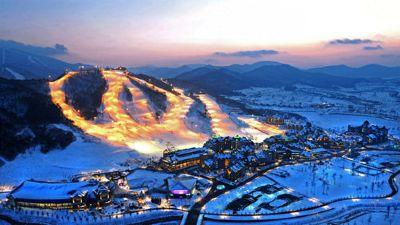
<box><xmin>1</xmin><ymin>116</ymin><xmax>399</xmax><ymax>222</ymax></box>
<box><xmin>156</xmin><ymin>116</ymin><xmax>393</xmax><ymax>185</ymax></box>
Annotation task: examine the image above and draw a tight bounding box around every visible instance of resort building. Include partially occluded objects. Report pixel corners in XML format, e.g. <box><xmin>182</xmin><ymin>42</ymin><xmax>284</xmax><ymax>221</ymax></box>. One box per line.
<box><xmin>161</xmin><ymin>147</ymin><xmax>212</xmax><ymax>171</ymax></box>
<box><xmin>166</xmin><ymin>176</ymin><xmax>197</xmax><ymax>198</ymax></box>
<box><xmin>225</xmin><ymin>162</ymin><xmax>246</xmax><ymax>181</ymax></box>
<box><xmin>347</xmin><ymin>120</ymin><xmax>388</xmax><ymax>145</ymax></box>
<box><xmin>7</xmin><ymin>180</ymin><xmax>111</xmax><ymax>209</ymax></box>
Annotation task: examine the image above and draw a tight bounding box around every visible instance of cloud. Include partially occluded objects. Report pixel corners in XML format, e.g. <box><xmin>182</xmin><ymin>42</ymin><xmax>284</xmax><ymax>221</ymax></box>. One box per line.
<box><xmin>363</xmin><ymin>45</ymin><xmax>383</xmax><ymax>51</ymax></box>
<box><xmin>213</xmin><ymin>49</ymin><xmax>279</xmax><ymax>58</ymax></box>
<box><xmin>0</xmin><ymin>39</ymin><xmax>68</xmax><ymax>56</ymax></box>
<box><xmin>329</xmin><ymin>38</ymin><xmax>377</xmax><ymax>45</ymax></box>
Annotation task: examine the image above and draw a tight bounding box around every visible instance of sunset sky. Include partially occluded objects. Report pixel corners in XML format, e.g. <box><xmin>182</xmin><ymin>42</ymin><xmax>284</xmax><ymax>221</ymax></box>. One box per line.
<box><xmin>1</xmin><ymin>0</ymin><xmax>399</xmax><ymax>67</ymax></box>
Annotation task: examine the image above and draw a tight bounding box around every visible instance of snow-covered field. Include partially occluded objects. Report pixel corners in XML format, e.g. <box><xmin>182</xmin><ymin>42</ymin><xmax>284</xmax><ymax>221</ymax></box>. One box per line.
<box><xmin>330</xmin><ymin>210</ymin><xmax>400</xmax><ymax>225</ymax></box>
<box><xmin>127</xmin><ymin>169</ymin><xmax>174</xmax><ymax>190</ymax></box>
<box><xmin>122</xmin><ymin>169</ymin><xmax>212</xmax><ymax>212</ymax></box>
<box><xmin>203</xmin><ymin>175</ymin><xmax>317</xmax><ymax>214</ymax></box>
<box><xmin>228</xmin><ymin>81</ymin><xmax>400</xmax><ymax>120</ymax></box>
<box><xmin>268</xmin><ymin>157</ymin><xmax>392</xmax><ymax>203</ymax></box>
<box><xmin>350</xmin><ymin>150</ymin><xmax>400</xmax><ymax>172</ymax></box>
<box><xmin>5</xmin><ymin>67</ymin><xmax>25</xmax><ymax>80</ymax></box>
<box><xmin>226</xmin><ymin>83</ymin><xmax>400</xmax><ymax>138</ymax></box>
<box><xmin>204</xmin><ymin>154</ymin><xmax>396</xmax><ymax>215</ymax></box>
<box><xmin>0</xmin><ymin>135</ymin><xmax>143</xmax><ymax>186</ymax></box>
<box><xmin>295</xmin><ymin>112</ymin><xmax>400</xmax><ymax>137</ymax></box>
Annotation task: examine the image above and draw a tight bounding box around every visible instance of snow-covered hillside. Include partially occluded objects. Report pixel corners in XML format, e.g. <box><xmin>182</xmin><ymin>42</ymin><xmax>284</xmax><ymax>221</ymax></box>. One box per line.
<box><xmin>0</xmin><ymin>132</ymin><xmax>143</xmax><ymax>186</ymax></box>
<box><xmin>0</xmin><ymin>47</ymin><xmax>88</xmax><ymax>80</ymax></box>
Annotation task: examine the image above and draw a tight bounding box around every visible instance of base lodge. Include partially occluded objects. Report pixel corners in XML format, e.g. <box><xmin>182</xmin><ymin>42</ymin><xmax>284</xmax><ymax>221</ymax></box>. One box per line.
<box><xmin>7</xmin><ymin>180</ymin><xmax>111</xmax><ymax>209</ymax></box>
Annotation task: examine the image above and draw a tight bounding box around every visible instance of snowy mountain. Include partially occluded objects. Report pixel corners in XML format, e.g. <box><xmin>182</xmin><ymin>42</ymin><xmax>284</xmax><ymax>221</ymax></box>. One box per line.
<box><xmin>0</xmin><ymin>45</ymin><xmax>90</xmax><ymax>80</ymax></box>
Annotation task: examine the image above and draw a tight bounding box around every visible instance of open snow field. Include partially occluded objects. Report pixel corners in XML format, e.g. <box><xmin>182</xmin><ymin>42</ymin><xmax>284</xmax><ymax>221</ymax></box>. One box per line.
<box><xmin>295</xmin><ymin>112</ymin><xmax>400</xmax><ymax>137</ymax></box>
<box><xmin>268</xmin><ymin>157</ymin><xmax>392</xmax><ymax>203</ymax></box>
<box><xmin>228</xmin><ymin>81</ymin><xmax>400</xmax><ymax>121</ymax></box>
<box><xmin>204</xmin><ymin>154</ymin><xmax>397</xmax><ymax>215</ymax></box>
<box><xmin>351</xmin><ymin>150</ymin><xmax>400</xmax><ymax>172</ymax></box>
<box><xmin>227</xmin><ymin>84</ymin><xmax>400</xmax><ymax>137</ymax></box>
<box><xmin>203</xmin><ymin>175</ymin><xmax>318</xmax><ymax>215</ymax></box>
<box><xmin>327</xmin><ymin>209</ymin><xmax>400</xmax><ymax>225</ymax></box>
<box><xmin>0</xmin><ymin>136</ymin><xmax>143</xmax><ymax>186</ymax></box>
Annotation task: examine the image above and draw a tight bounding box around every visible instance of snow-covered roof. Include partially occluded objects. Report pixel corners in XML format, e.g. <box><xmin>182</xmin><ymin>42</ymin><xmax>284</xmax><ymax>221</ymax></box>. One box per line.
<box><xmin>203</xmin><ymin>158</ymin><xmax>214</xmax><ymax>167</ymax></box>
<box><xmin>166</xmin><ymin>147</ymin><xmax>208</xmax><ymax>163</ymax></box>
<box><xmin>216</xmin><ymin>153</ymin><xmax>230</xmax><ymax>159</ymax></box>
<box><xmin>10</xmin><ymin>180</ymin><xmax>99</xmax><ymax>202</ymax></box>
<box><xmin>255</xmin><ymin>151</ymin><xmax>267</xmax><ymax>159</ymax></box>
<box><xmin>229</xmin><ymin>162</ymin><xmax>245</xmax><ymax>173</ymax></box>
<box><xmin>126</xmin><ymin>169</ymin><xmax>172</xmax><ymax>190</ymax></box>
<box><xmin>167</xmin><ymin>177</ymin><xmax>197</xmax><ymax>191</ymax></box>
<box><xmin>310</xmin><ymin>148</ymin><xmax>326</xmax><ymax>153</ymax></box>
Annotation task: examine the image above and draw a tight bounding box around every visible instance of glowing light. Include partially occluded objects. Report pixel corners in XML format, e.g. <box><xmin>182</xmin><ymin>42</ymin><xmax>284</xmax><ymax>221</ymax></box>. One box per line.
<box><xmin>127</xmin><ymin>141</ymin><xmax>160</xmax><ymax>155</ymax></box>
<box><xmin>49</xmin><ymin>70</ymin><xmax>208</xmax><ymax>154</ymax></box>
<box><xmin>50</xmin><ymin>70</ymin><xmax>283</xmax><ymax>155</ymax></box>
<box><xmin>238</xmin><ymin>116</ymin><xmax>284</xmax><ymax>141</ymax></box>
<box><xmin>286</xmin><ymin>188</ymin><xmax>295</xmax><ymax>193</ymax></box>
<box><xmin>308</xmin><ymin>197</ymin><xmax>320</xmax><ymax>203</ymax></box>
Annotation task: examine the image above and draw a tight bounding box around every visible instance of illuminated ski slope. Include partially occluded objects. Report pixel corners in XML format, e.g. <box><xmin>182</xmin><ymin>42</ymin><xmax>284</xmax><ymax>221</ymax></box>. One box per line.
<box><xmin>49</xmin><ymin>69</ymin><xmax>283</xmax><ymax>154</ymax></box>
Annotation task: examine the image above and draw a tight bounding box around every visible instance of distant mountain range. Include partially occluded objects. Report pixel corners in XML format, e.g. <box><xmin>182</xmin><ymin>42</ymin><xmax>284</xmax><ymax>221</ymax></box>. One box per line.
<box><xmin>1</xmin><ymin>38</ymin><xmax>399</xmax><ymax>88</ymax></box>
<box><xmin>0</xmin><ymin>48</ymin><xmax>91</xmax><ymax>80</ymax></box>
<box><xmin>131</xmin><ymin>61</ymin><xmax>400</xmax><ymax>80</ymax></box>
<box><xmin>174</xmin><ymin>67</ymin><xmax>244</xmax><ymax>94</ymax></box>
<box><xmin>0</xmin><ymin>39</ymin><xmax>91</xmax><ymax>80</ymax></box>
<box><xmin>171</xmin><ymin>62</ymin><xmax>363</xmax><ymax>94</ymax></box>
<box><xmin>307</xmin><ymin>64</ymin><xmax>400</xmax><ymax>78</ymax></box>
<box><xmin>128</xmin><ymin>64</ymin><xmax>206</xmax><ymax>78</ymax></box>
<box><xmin>128</xmin><ymin>61</ymin><xmax>284</xmax><ymax>78</ymax></box>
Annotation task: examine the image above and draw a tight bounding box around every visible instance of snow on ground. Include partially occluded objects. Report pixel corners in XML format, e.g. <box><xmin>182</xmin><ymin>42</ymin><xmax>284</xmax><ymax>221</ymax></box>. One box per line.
<box><xmin>126</xmin><ymin>169</ymin><xmax>212</xmax><ymax>210</ymax></box>
<box><xmin>5</xmin><ymin>67</ymin><xmax>25</xmax><ymax>80</ymax></box>
<box><xmin>229</xmin><ymin>81</ymin><xmax>400</xmax><ymax>122</ymax></box>
<box><xmin>267</xmin><ymin>157</ymin><xmax>392</xmax><ymax>203</ymax></box>
<box><xmin>203</xmin><ymin>176</ymin><xmax>273</xmax><ymax>213</ymax></box>
<box><xmin>0</xmin><ymin>135</ymin><xmax>143</xmax><ymax>186</ymax></box>
<box><xmin>351</xmin><ymin>150</ymin><xmax>400</xmax><ymax>172</ymax></box>
<box><xmin>185</xmin><ymin>100</ymin><xmax>212</xmax><ymax>136</ymax></box>
<box><xmin>228</xmin><ymin>84</ymin><xmax>400</xmax><ymax>138</ymax></box>
<box><xmin>330</xmin><ymin>210</ymin><xmax>400</xmax><ymax>225</ymax></box>
<box><xmin>127</xmin><ymin>169</ymin><xmax>174</xmax><ymax>190</ymax></box>
<box><xmin>204</xmin><ymin>154</ymin><xmax>396</xmax><ymax>215</ymax></box>
<box><xmin>296</xmin><ymin>112</ymin><xmax>400</xmax><ymax>136</ymax></box>
<box><xmin>203</xmin><ymin>175</ymin><xmax>314</xmax><ymax>214</ymax></box>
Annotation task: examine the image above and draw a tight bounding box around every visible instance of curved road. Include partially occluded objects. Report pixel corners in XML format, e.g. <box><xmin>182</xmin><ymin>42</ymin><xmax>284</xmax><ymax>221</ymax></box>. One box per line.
<box><xmin>185</xmin><ymin>161</ymin><xmax>400</xmax><ymax>225</ymax></box>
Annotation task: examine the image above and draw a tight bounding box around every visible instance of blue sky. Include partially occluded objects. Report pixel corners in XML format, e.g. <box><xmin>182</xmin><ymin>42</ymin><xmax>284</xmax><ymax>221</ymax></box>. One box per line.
<box><xmin>1</xmin><ymin>0</ymin><xmax>399</xmax><ymax>67</ymax></box>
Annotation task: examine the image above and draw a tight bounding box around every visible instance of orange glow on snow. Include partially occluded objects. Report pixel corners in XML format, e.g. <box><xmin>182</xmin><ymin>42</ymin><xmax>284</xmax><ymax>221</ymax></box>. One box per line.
<box><xmin>49</xmin><ymin>69</ymin><xmax>283</xmax><ymax>154</ymax></box>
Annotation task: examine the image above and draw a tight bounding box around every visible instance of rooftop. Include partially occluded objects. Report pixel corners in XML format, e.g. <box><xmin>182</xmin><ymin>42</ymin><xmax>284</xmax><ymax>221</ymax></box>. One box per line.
<box><xmin>9</xmin><ymin>180</ymin><xmax>99</xmax><ymax>202</ymax></box>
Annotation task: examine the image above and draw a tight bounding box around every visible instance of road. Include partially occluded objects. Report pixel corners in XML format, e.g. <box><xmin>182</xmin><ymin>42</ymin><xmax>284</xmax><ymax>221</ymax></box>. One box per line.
<box><xmin>184</xmin><ymin>153</ymin><xmax>400</xmax><ymax>225</ymax></box>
